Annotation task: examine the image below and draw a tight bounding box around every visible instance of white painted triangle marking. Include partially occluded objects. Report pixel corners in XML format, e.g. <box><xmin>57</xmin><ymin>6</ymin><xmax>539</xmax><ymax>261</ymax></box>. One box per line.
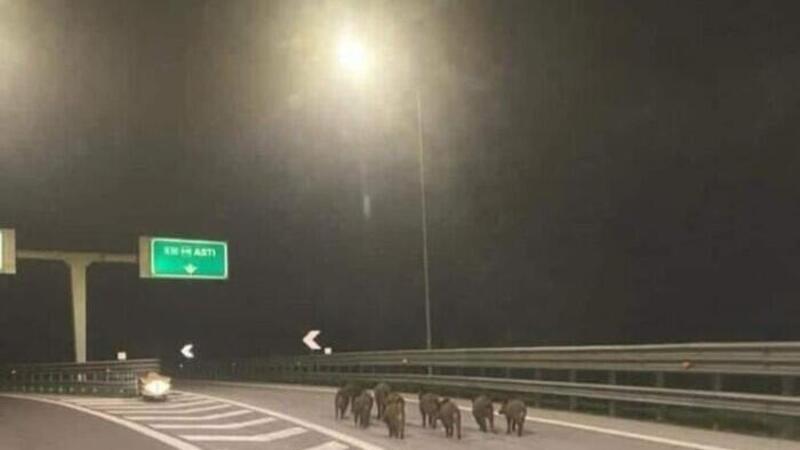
<box><xmin>107</xmin><ymin>403</ymin><xmax>230</xmax><ymax>415</ymax></box>
<box><xmin>303</xmin><ymin>442</ymin><xmax>349</xmax><ymax>450</ymax></box>
<box><xmin>100</xmin><ymin>399</ymin><xmax>217</xmax><ymax>411</ymax></box>
<box><xmin>180</xmin><ymin>426</ymin><xmax>307</xmax><ymax>442</ymax></box>
<box><xmin>151</xmin><ymin>417</ymin><xmax>276</xmax><ymax>430</ymax></box>
<box><xmin>125</xmin><ymin>409</ymin><xmax>250</xmax><ymax>421</ymax></box>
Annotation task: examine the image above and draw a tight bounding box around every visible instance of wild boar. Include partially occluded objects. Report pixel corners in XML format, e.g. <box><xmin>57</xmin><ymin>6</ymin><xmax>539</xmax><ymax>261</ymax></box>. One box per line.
<box><xmin>419</xmin><ymin>392</ymin><xmax>440</xmax><ymax>428</ymax></box>
<box><xmin>352</xmin><ymin>391</ymin><xmax>374</xmax><ymax>428</ymax></box>
<box><xmin>341</xmin><ymin>382</ymin><xmax>363</xmax><ymax>414</ymax></box>
<box><xmin>499</xmin><ymin>398</ymin><xmax>527</xmax><ymax>436</ymax></box>
<box><xmin>472</xmin><ymin>395</ymin><xmax>494</xmax><ymax>432</ymax></box>
<box><xmin>436</xmin><ymin>398</ymin><xmax>462</xmax><ymax>439</ymax></box>
<box><xmin>382</xmin><ymin>396</ymin><xmax>406</xmax><ymax>439</ymax></box>
<box><xmin>334</xmin><ymin>388</ymin><xmax>350</xmax><ymax>419</ymax></box>
<box><xmin>373</xmin><ymin>382</ymin><xmax>391</xmax><ymax>419</ymax></box>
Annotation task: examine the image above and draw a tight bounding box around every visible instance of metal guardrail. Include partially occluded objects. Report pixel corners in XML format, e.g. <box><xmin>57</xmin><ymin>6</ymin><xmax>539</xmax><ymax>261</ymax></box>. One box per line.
<box><xmin>275</xmin><ymin>342</ymin><xmax>800</xmax><ymax>376</ymax></box>
<box><xmin>276</xmin><ymin>372</ymin><xmax>800</xmax><ymax>417</ymax></box>
<box><xmin>177</xmin><ymin>342</ymin><xmax>800</xmax><ymax>436</ymax></box>
<box><xmin>0</xmin><ymin>359</ymin><xmax>161</xmax><ymax>397</ymax></box>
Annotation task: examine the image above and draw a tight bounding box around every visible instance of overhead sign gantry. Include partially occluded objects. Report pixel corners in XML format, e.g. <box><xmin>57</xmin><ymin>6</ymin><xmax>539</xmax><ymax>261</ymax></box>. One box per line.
<box><xmin>2</xmin><ymin>231</ymin><xmax>228</xmax><ymax>362</ymax></box>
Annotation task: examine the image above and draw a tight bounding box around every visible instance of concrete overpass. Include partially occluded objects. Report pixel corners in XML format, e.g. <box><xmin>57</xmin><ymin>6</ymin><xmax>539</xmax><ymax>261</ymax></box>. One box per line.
<box><xmin>1</xmin><ymin>380</ymin><xmax>796</xmax><ymax>450</ymax></box>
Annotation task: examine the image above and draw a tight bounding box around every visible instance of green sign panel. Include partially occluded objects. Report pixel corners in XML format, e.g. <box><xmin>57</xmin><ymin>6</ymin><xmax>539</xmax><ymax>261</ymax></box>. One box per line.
<box><xmin>145</xmin><ymin>237</ymin><xmax>228</xmax><ymax>280</ymax></box>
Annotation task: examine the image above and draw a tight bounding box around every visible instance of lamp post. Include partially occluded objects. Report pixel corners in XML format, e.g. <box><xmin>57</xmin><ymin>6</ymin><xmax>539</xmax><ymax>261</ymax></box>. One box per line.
<box><xmin>337</xmin><ymin>35</ymin><xmax>433</xmax><ymax>350</ymax></box>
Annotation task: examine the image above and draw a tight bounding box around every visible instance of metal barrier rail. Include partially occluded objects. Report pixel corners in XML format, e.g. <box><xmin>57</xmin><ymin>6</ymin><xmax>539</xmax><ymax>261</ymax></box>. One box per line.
<box><xmin>176</xmin><ymin>342</ymin><xmax>800</xmax><ymax>437</ymax></box>
<box><xmin>256</xmin><ymin>372</ymin><xmax>800</xmax><ymax>417</ymax></box>
<box><xmin>0</xmin><ymin>359</ymin><xmax>161</xmax><ymax>397</ymax></box>
<box><xmin>272</xmin><ymin>342</ymin><xmax>800</xmax><ymax>376</ymax></box>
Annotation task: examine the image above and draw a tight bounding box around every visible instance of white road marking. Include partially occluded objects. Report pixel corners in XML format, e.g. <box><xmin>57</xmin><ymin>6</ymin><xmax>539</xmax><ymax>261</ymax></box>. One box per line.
<box><xmin>151</xmin><ymin>416</ymin><xmax>277</xmax><ymax>430</ymax></box>
<box><xmin>0</xmin><ymin>393</ymin><xmax>201</xmax><ymax>450</ymax></box>
<box><xmin>107</xmin><ymin>403</ymin><xmax>230</xmax><ymax>415</ymax></box>
<box><xmin>180</xmin><ymin>426</ymin><xmax>307</xmax><ymax>442</ymax></box>
<box><xmin>68</xmin><ymin>396</ymin><xmax>202</xmax><ymax>407</ymax></box>
<box><xmin>177</xmin><ymin>390</ymin><xmax>385</xmax><ymax>450</ymax></box>
<box><xmin>100</xmin><ymin>399</ymin><xmax>218</xmax><ymax>411</ymax></box>
<box><xmin>193</xmin><ymin>381</ymin><xmax>736</xmax><ymax>450</ymax></box>
<box><xmin>125</xmin><ymin>409</ymin><xmax>251</xmax><ymax>421</ymax></box>
<box><xmin>521</xmin><ymin>415</ymin><xmax>733</xmax><ymax>450</ymax></box>
<box><xmin>67</xmin><ymin>399</ymin><xmax>145</xmax><ymax>406</ymax></box>
<box><xmin>303</xmin><ymin>442</ymin><xmax>350</xmax><ymax>450</ymax></box>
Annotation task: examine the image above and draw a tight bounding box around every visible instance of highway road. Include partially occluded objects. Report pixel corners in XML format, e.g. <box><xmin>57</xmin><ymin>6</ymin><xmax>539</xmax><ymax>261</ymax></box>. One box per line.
<box><xmin>1</xmin><ymin>381</ymin><xmax>797</xmax><ymax>450</ymax></box>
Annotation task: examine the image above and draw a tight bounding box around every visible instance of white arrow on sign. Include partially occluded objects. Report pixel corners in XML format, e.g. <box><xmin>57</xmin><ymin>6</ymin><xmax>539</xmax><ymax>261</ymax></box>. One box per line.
<box><xmin>181</xmin><ymin>343</ymin><xmax>195</xmax><ymax>359</ymax></box>
<box><xmin>184</xmin><ymin>264</ymin><xmax>198</xmax><ymax>275</ymax></box>
<box><xmin>303</xmin><ymin>330</ymin><xmax>321</xmax><ymax>351</ymax></box>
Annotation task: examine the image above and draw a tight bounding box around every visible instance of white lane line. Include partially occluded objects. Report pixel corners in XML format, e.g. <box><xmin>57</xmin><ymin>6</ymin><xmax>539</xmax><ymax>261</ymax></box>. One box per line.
<box><xmin>125</xmin><ymin>409</ymin><xmax>251</xmax><ymax>421</ymax></box>
<box><xmin>151</xmin><ymin>417</ymin><xmax>277</xmax><ymax>430</ymax></box>
<box><xmin>195</xmin><ymin>381</ymin><xmax>733</xmax><ymax>450</ymax></box>
<box><xmin>0</xmin><ymin>393</ymin><xmax>201</xmax><ymax>450</ymax></box>
<box><xmin>180</xmin><ymin>426</ymin><xmax>307</xmax><ymax>442</ymax></box>
<box><xmin>303</xmin><ymin>442</ymin><xmax>349</xmax><ymax>450</ymax></box>
<box><xmin>99</xmin><ymin>399</ymin><xmax>218</xmax><ymax>411</ymax></box>
<box><xmin>447</xmin><ymin>401</ymin><xmax>734</xmax><ymax>450</ymax></box>
<box><xmin>521</xmin><ymin>415</ymin><xmax>732</xmax><ymax>450</ymax></box>
<box><xmin>107</xmin><ymin>403</ymin><xmax>230</xmax><ymax>415</ymax></box>
<box><xmin>177</xmin><ymin>390</ymin><xmax>385</xmax><ymax>450</ymax></box>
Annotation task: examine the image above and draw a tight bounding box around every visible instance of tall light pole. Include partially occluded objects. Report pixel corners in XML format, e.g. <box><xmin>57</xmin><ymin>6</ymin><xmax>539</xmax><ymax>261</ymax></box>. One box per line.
<box><xmin>336</xmin><ymin>34</ymin><xmax>433</xmax><ymax>350</ymax></box>
<box><xmin>415</xmin><ymin>88</ymin><xmax>432</xmax><ymax>351</ymax></box>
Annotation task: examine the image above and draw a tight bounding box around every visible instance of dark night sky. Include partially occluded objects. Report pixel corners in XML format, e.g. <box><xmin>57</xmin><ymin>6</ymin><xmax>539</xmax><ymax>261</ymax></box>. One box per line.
<box><xmin>1</xmin><ymin>0</ymin><xmax>799</xmax><ymax>362</ymax></box>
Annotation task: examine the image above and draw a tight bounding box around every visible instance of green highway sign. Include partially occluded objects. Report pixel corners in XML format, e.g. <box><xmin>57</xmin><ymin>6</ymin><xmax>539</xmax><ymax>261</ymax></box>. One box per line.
<box><xmin>139</xmin><ymin>237</ymin><xmax>228</xmax><ymax>280</ymax></box>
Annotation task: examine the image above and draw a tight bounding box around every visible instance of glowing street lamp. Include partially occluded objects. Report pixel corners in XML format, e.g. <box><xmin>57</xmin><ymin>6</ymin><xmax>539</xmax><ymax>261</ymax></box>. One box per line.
<box><xmin>337</xmin><ymin>34</ymin><xmax>370</xmax><ymax>78</ymax></box>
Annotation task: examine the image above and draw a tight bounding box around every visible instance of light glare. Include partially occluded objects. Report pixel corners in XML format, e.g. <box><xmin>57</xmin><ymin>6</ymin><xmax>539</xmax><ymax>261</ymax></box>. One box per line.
<box><xmin>337</xmin><ymin>35</ymin><xmax>369</xmax><ymax>77</ymax></box>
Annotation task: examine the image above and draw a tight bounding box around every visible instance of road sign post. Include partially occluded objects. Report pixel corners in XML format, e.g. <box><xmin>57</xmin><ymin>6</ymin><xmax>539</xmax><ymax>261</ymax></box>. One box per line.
<box><xmin>0</xmin><ymin>228</ymin><xmax>17</xmax><ymax>275</ymax></box>
<box><xmin>139</xmin><ymin>237</ymin><xmax>228</xmax><ymax>280</ymax></box>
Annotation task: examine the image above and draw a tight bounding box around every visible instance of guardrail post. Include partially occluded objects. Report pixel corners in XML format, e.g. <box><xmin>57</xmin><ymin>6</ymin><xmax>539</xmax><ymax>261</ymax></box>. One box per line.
<box><xmin>655</xmin><ymin>372</ymin><xmax>666</xmax><ymax>421</ymax></box>
<box><xmin>532</xmin><ymin>368</ymin><xmax>542</xmax><ymax>408</ymax></box>
<box><xmin>711</xmin><ymin>373</ymin><xmax>722</xmax><ymax>391</ymax></box>
<box><xmin>778</xmin><ymin>377</ymin><xmax>796</xmax><ymax>438</ymax></box>
<box><xmin>710</xmin><ymin>374</ymin><xmax>722</xmax><ymax>430</ymax></box>
<box><xmin>568</xmin><ymin>370</ymin><xmax>578</xmax><ymax>411</ymax></box>
<box><xmin>780</xmin><ymin>376</ymin><xmax>794</xmax><ymax>396</ymax></box>
<box><xmin>608</xmin><ymin>371</ymin><xmax>617</xmax><ymax>416</ymax></box>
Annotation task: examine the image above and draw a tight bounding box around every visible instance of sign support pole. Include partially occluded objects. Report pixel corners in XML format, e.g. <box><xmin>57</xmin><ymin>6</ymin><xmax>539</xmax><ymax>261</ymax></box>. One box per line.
<box><xmin>69</xmin><ymin>258</ymin><xmax>89</xmax><ymax>363</ymax></box>
<box><xmin>18</xmin><ymin>250</ymin><xmax>137</xmax><ymax>363</ymax></box>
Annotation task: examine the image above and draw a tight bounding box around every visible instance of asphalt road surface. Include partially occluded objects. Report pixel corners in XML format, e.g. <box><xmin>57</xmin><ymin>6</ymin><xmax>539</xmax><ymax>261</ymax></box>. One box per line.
<box><xmin>0</xmin><ymin>395</ymin><xmax>174</xmax><ymax>450</ymax></box>
<box><xmin>1</xmin><ymin>381</ymin><xmax>797</xmax><ymax>450</ymax></box>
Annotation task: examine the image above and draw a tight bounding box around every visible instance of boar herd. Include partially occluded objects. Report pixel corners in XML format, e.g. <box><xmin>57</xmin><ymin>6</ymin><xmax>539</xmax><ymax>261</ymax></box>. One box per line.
<box><xmin>334</xmin><ymin>382</ymin><xmax>528</xmax><ymax>440</ymax></box>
